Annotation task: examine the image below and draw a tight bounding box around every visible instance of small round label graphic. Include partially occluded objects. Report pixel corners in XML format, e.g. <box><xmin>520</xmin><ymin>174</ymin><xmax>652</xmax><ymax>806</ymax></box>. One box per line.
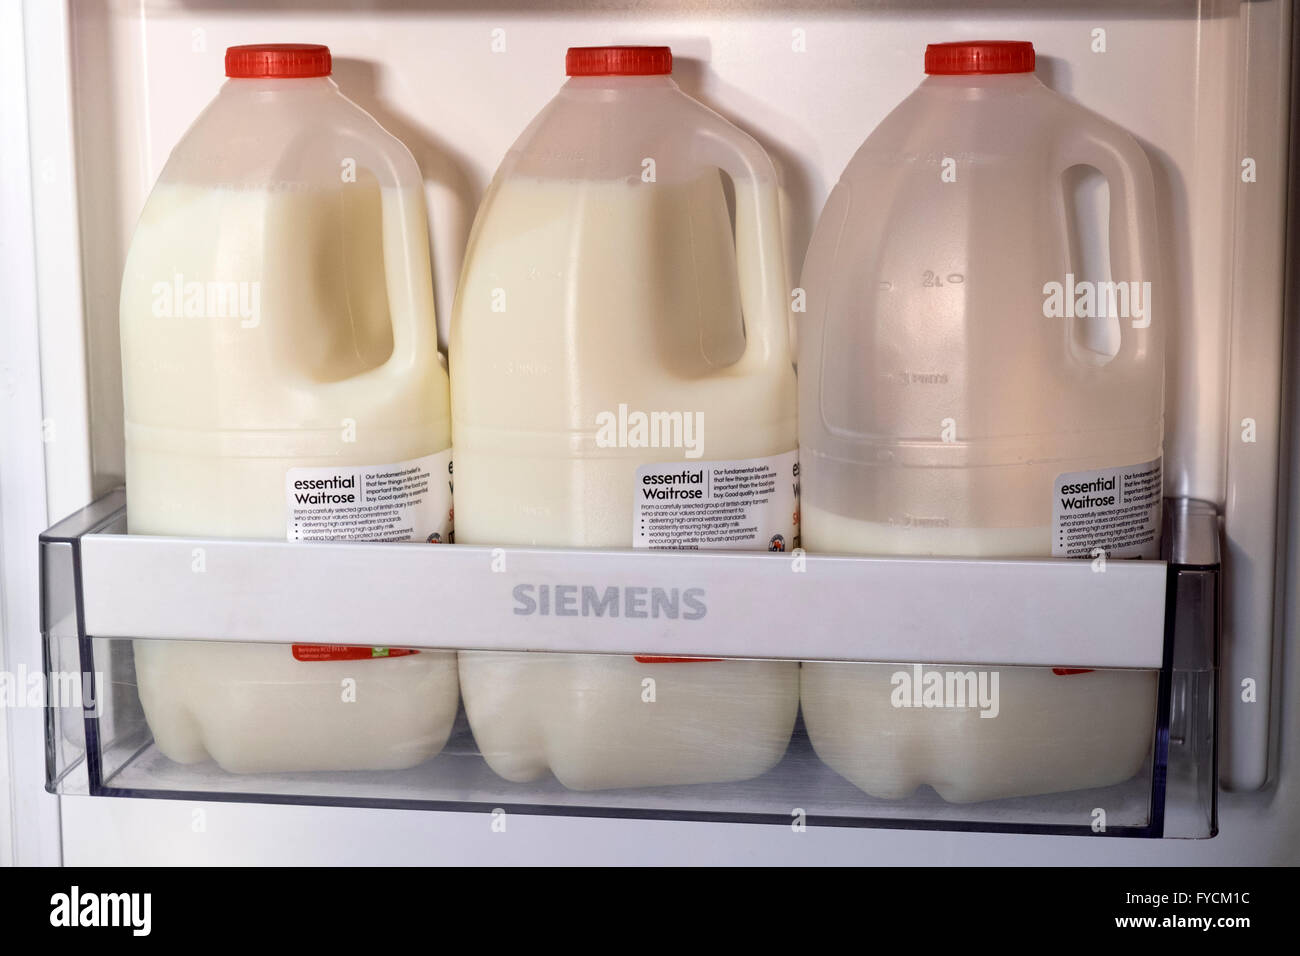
<box><xmin>426</xmin><ymin>532</ymin><xmax>442</xmax><ymax>544</ymax></box>
<box><xmin>768</xmin><ymin>534</ymin><xmax>786</xmax><ymax>552</ymax></box>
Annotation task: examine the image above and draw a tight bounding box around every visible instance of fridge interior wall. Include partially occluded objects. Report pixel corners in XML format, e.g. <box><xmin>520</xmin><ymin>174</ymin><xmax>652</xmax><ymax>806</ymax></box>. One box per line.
<box><xmin>13</xmin><ymin>0</ymin><xmax>1295</xmax><ymax>854</ymax></box>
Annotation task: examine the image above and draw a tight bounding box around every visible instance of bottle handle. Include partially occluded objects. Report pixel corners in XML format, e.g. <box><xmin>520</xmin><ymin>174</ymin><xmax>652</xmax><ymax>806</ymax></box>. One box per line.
<box><xmin>303</xmin><ymin>122</ymin><xmax>440</xmax><ymax>398</ymax></box>
<box><xmin>688</xmin><ymin>107</ymin><xmax>792</xmax><ymax>377</ymax></box>
<box><xmin>1055</xmin><ymin>112</ymin><xmax>1163</xmax><ymax>373</ymax></box>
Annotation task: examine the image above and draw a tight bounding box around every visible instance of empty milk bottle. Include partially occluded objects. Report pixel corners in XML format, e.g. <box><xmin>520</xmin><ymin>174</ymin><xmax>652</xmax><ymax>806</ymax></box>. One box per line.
<box><xmin>121</xmin><ymin>44</ymin><xmax>457</xmax><ymax>773</ymax></box>
<box><xmin>798</xmin><ymin>41</ymin><xmax>1164</xmax><ymax>802</ymax></box>
<box><xmin>452</xmin><ymin>46</ymin><xmax>799</xmax><ymax>790</ymax></box>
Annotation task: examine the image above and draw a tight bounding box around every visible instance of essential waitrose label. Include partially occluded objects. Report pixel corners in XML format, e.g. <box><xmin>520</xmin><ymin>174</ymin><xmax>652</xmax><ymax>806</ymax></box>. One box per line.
<box><xmin>286</xmin><ymin>449</ymin><xmax>453</xmax><ymax>544</ymax></box>
<box><xmin>1052</xmin><ymin>457</ymin><xmax>1161</xmax><ymax>558</ymax></box>
<box><xmin>633</xmin><ymin>450</ymin><xmax>799</xmax><ymax>551</ymax></box>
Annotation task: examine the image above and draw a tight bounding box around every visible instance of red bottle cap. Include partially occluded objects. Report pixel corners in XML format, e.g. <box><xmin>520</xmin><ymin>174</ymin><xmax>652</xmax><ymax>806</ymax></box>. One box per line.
<box><xmin>225</xmin><ymin>43</ymin><xmax>332</xmax><ymax>79</ymax></box>
<box><xmin>924</xmin><ymin>41</ymin><xmax>1035</xmax><ymax>75</ymax></box>
<box><xmin>566</xmin><ymin>45</ymin><xmax>672</xmax><ymax>77</ymax></box>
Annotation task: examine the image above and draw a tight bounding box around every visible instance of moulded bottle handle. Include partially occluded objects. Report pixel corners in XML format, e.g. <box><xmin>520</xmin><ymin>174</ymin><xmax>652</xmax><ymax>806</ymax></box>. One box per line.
<box><xmin>1055</xmin><ymin>112</ymin><xmax>1164</xmax><ymax>376</ymax></box>
<box><xmin>296</xmin><ymin>121</ymin><xmax>440</xmax><ymax>403</ymax></box>
<box><xmin>688</xmin><ymin>108</ymin><xmax>793</xmax><ymax>377</ymax></box>
<box><xmin>344</xmin><ymin>126</ymin><xmax>439</xmax><ymax>378</ymax></box>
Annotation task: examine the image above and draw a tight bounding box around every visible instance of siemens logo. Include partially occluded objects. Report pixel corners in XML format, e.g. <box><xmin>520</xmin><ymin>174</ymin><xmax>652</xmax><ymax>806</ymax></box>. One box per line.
<box><xmin>512</xmin><ymin>584</ymin><xmax>706</xmax><ymax>620</ymax></box>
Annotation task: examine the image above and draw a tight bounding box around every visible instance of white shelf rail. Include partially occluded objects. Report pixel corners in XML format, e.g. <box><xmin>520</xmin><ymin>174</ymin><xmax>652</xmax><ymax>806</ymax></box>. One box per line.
<box><xmin>56</xmin><ymin>491</ymin><xmax>1168</xmax><ymax>669</ymax></box>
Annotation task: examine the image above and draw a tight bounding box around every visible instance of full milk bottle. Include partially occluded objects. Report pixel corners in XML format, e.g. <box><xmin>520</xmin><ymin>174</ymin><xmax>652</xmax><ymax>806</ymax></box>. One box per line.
<box><xmin>798</xmin><ymin>42</ymin><xmax>1165</xmax><ymax>802</ymax></box>
<box><xmin>121</xmin><ymin>45</ymin><xmax>457</xmax><ymax>773</ymax></box>
<box><xmin>452</xmin><ymin>46</ymin><xmax>800</xmax><ymax>790</ymax></box>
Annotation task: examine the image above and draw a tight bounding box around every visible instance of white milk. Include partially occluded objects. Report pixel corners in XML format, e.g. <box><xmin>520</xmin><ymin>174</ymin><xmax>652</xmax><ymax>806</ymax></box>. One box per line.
<box><xmin>452</xmin><ymin>177</ymin><xmax>796</xmax><ymax>546</ymax></box>
<box><xmin>452</xmin><ymin>56</ymin><xmax>800</xmax><ymax>790</ymax></box>
<box><xmin>797</xmin><ymin>43</ymin><xmax>1164</xmax><ymax>803</ymax></box>
<box><xmin>123</xmin><ymin>58</ymin><xmax>457</xmax><ymax>774</ymax></box>
<box><xmin>799</xmin><ymin>510</ymin><xmax>1158</xmax><ymax>803</ymax></box>
<box><xmin>799</xmin><ymin>656</ymin><xmax>1158</xmax><ymax>804</ymax></box>
<box><xmin>455</xmin><ymin>176</ymin><xmax>800</xmax><ymax>792</ymax></box>
<box><xmin>459</xmin><ymin>654</ymin><xmax>799</xmax><ymax>789</ymax></box>
<box><xmin>801</xmin><ymin>505</ymin><xmax>1048</xmax><ymax>558</ymax></box>
<box><xmin>133</xmin><ymin>642</ymin><xmax>456</xmax><ymax>774</ymax></box>
<box><xmin>126</xmin><ymin>181</ymin><xmax>457</xmax><ymax>774</ymax></box>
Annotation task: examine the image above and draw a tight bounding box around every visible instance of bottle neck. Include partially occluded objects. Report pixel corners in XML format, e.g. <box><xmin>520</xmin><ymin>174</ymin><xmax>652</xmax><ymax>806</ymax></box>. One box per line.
<box><xmin>560</xmin><ymin>74</ymin><xmax>679</xmax><ymax>98</ymax></box>
<box><xmin>920</xmin><ymin>72</ymin><xmax>1042</xmax><ymax>91</ymax></box>
<box><xmin>221</xmin><ymin>75</ymin><xmax>339</xmax><ymax>96</ymax></box>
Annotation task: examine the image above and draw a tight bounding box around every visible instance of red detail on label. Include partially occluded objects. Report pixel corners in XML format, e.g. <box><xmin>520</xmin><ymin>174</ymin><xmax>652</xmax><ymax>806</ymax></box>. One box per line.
<box><xmin>291</xmin><ymin>645</ymin><xmax>420</xmax><ymax>662</ymax></box>
<box><xmin>1051</xmin><ymin>667</ymin><xmax>1095</xmax><ymax>676</ymax></box>
<box><xmin>633</xmin><ymin>656</ymin><xmax>723</xmax><ymax>663</ymax></box>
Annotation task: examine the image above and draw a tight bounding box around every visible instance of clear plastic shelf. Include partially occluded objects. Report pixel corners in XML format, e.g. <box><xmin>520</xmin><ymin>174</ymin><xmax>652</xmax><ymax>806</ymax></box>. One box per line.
<box><xmin>39</xmin><ymin>491</ymin><xmax>1217</xmax><ymax>837</ymax></box>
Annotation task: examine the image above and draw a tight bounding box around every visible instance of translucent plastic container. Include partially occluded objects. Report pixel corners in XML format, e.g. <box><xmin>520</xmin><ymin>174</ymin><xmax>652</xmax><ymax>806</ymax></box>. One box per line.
<box><xmin>120</xmin><ymin>44</ymin><xmax>457</xmax><ymax>773</ymax></box>
<box><xmin>798</xmin><ymin>41</ymin><xmax>1164</xmax><ymax>802</ymax></box>
<box><xmin>451</xmin><ymin>46</ymin><xmax>800</xmax><ymax>790</ymax></box>
<box><xmin>800</xmin><ymin>663</ymin><xmax>1159</xmax><ymax>804</ymax></box>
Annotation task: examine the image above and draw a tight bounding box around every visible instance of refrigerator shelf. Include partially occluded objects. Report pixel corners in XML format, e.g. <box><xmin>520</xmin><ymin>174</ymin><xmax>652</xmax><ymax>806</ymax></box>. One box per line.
<box><xmin>45</xmin><ymin>489</ymin><xmax>1169</xmax><ymax>668</ymax></box>
<box><xmin>38</xmin><ymin>492</ymin><xmax>1218</xmax><ymax>838</ymax></box>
